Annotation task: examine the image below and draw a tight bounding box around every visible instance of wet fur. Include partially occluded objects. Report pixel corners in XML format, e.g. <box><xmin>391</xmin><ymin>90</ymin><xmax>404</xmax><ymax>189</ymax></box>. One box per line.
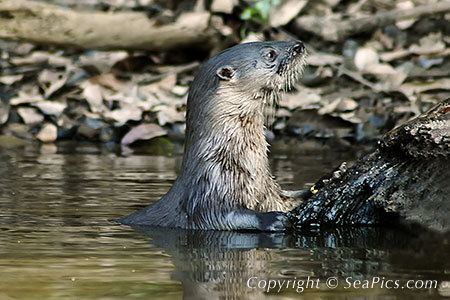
<box><xmin>120</xmin><ymin>41</ymin><xmax>307</xmax><ymax>231</ymax></box>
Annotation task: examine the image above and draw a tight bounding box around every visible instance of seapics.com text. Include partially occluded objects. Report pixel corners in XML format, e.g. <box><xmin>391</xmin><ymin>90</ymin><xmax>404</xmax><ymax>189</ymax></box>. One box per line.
<box><xmin>246</xmin><ymin>276</ymin><xmax>439</xmax><ymax>293</ymax></box>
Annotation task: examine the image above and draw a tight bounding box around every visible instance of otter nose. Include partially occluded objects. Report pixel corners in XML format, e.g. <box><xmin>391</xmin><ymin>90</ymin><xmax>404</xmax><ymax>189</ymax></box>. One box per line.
<box><xmin>292</xmin><ymin>41</ymin><xmax>305</xmax><ymax>55</ymax></box>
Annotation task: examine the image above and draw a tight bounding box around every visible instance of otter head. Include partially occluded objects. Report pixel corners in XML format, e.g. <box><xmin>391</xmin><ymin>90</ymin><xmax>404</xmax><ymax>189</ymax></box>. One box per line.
<box><xmin>187</xmin><ymin>41</ymin><xmax>307</xmax><ymax>124</ymax></box>
<box><xmin>214</xmin><ymin>40</ymin><xmax>307</xmax><ymax>96</ymax></box>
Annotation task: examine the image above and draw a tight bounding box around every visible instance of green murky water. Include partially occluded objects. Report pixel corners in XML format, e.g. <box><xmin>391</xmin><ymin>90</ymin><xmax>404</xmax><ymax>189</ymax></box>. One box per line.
<box><xmin>0</xmin><ymin>137</ymin><xmax>448</xmax><ymax>299</ymax></box>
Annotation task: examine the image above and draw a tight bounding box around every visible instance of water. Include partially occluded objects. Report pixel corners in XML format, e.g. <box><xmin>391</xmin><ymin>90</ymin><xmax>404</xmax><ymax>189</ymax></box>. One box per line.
<box><xmin>0</xmin><ymin>137</ymin><xmax>448</xmax><ymax>299</ymax></box>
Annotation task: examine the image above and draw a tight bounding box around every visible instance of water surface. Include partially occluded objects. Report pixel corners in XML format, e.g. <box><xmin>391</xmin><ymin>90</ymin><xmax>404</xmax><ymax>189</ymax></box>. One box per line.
<box><xmin>0</xmin><ymin>137</ymin><xmax>448</xmax><ymax>299</ymax></box>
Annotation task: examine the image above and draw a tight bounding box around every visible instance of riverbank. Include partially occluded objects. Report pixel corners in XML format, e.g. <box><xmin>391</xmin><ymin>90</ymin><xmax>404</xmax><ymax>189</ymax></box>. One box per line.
<box><xmin>1</xmin><ymin>0</ymin><xmax>449</xmax><ymax>146</ymax></box>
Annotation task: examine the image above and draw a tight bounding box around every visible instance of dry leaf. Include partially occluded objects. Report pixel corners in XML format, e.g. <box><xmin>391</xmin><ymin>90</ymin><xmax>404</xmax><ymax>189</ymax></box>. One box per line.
<box><xmin>17</xmin><ymin>107</ymin><xmax>44</xmax><ymax>125</ymax></box>
<box><xmin>399</xmin><ymin>78</ymin><xmax>450</xmax><ymax>98</ymax></box>
<box><xmin>336</xmin><ymin>112</ymin><xmax>362</xmax><ymax>124</ymax></box>
<box><xmin>156</xmin><ymin>106</ymin><xmax>185</xmax><ymax>126</ymax></box>
<box><xmin>380</xmin><ymin>49</ymin><xmax>411</xmax><ymax>62</ymax></box>
<box><xmin>33</xmin><ymin>101</ymin><xmax>66</xmax><ymax>118</ymax></box>
<box><xmin>82</xmin><ymin>82</ymin><xmax>104</xmax><ymax>113</ymax></box>
<box><xmin>409</xmin><ymin>33</ymin><xmax>445</xmax><ymax>55</ymax></box>
<box><xmin>354</xmin><ymin>47</ymin><xmax>379</xmax><ymax>71</ymax></box>
<box><xmin>269</xmin><ymin>0</ymin><xmax>308</xmax><ymax>27</ymax></box>
<box><xmin>362</xmin><ymin>62</ymin><xmax>406</xmax><ymax>90</ymax></box>
<box><xmin>210</xmin><ymin>0</ymin><xmax>237</xmax><ymax>14</ymax></box>
<box><xmin>308</xmin><ymin>52</ymin><xmax>343</xmax><ymax>66</ymax></box>
<box><xmin>276</xmin><ymin>108</ymin><xmax>292</xmax><ymax>118</ymax></box>
<box><xmin>38</xmin><ymin>70</ymin><xmax>68</xmax><ymax>98</ymax></box>
<box><xmin>159</xmin><ymin>74</ymin><xmax>177</xmax><ymax>91</ymax></box>
<box><xmin>363</xmin><ymin>63</ymin><xmax>396</xmax><ymax>76</ymax></box>
<box><xmin>336</xmin><ymin>98</ymin><xmax>358</xmax><ymax>111</ymax></box>
<box><xmin>210</xmin><ymin>15</ymin><xmax>234</xmax><ymax>36</ymax></box>
<box><xmin>0</xmin><ymin>74</ymin><xmax>24</xmax><ymax>85</ymax></box>
<box><xmin>78</xmin><ymin>51</ymin><xmax>128</xmax><ymax>73</ymax></box>
<box><xmin>90</xmin><ymin>73</ymin><xmax>125</xmax><ymax>91</ymax></box>
<box><xmin>280</xmin><ymin>91</ymin><xmax>321</xmax><ymax>110</ymax></box>
<box><xmin>121</xmin><ymin>123</ymin><xmax>167</xmax><ymax>145</ymax></box>
<box><xmin>395</xmin><ymin>1</ymin><xmax>416</xmax><ymax>29</ymax></box>
<box><xmin>171</xmin><ymin>85</ymin><xmax>189</xmax><ymax>97</ymax></box>
<box><xmin>9</xmin><ymin>87</ymin><xmax>44</xmax><ymax>105</ymax></box>
<box><xmin>319</xmin><ymin>98</ymin><xmax>357</xmax><ymax>115</ymax></box>
<box><xmin>10</xmin><ymin>52</ymin><xmax>51</xmax><ymax>65</ymax></box>
<box><xmin>0</xmin><ymin>101</ymin><xmax>9</xmax><ymax>125</ymax></box>
<box><xmin>104</xmin><ymin>106</ymin><xmax>142</xmax><ymax>126</ymax></box>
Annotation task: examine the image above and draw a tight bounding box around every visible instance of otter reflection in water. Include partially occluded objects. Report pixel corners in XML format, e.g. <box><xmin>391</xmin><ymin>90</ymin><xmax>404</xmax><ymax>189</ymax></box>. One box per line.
<box><xmin>136</xmin><ymin>227</ymin><xmax>449</xmax><ymax>299</ymax></box>
<box><xmin>120</xmin><ymin>41</ymin><xmax>307</xmax><ymax>231</ymax></box>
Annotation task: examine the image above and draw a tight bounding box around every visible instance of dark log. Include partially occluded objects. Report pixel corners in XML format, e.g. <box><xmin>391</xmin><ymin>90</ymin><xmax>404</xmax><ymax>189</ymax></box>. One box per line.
<box><xmin>289</xmin><ymin>99</ymin><xmax>450</xmax><ymax>232</ymax></box>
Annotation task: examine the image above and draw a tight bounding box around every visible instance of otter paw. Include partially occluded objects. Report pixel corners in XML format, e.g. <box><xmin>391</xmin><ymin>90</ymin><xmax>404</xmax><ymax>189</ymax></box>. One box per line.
<box><xmin>259</xmin><ymin>212</ymin><xmax>289</xmax><ymax>232</ymax></box>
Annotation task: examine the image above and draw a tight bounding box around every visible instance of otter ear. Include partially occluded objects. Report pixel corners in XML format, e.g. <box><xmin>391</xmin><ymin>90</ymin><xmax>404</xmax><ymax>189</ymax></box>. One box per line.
<box><xmin>216</xmin><ymin>65</ymin><xmax>236</xmax><ymax>81</ymax></box>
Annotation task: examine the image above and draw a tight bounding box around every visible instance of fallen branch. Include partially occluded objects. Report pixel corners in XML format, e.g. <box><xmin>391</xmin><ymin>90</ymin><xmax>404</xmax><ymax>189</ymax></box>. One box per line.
<box><xmin>0</xmin><ymin>0</ymin><xmax>217</xmax><ymax>51</ymax></box>
<box><xmin>294</xmin><ymin>1</ymin><xmax>450</xmax><ymax>42</ymax></box>
<box><xmin>289</xmin><ymin>99</ymin><xmax>450</xmax><ymax>232</ymax></box>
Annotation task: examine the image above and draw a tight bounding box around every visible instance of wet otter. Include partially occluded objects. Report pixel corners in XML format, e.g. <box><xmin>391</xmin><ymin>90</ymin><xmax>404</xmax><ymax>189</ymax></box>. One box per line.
<box><xmin>120</xmin><ymin>41</ymin><xmax>307</xmax><ymax>231</ymax></box>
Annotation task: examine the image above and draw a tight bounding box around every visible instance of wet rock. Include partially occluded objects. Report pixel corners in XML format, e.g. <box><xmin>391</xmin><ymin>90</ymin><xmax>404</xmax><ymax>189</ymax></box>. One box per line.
<box><xmin>3</xmin><ymin>123</ymin><xmax>34</xmax><ymax>140</ymax></box>
<box><xmin>75</xmin><ymin>117</ymin><xmax>114</xmax><ymax>142</ymax></box>
<box><xmin>0</xmin><ymin>135</ymin><xmax>26</xmax><ymax>148</ymax></box>
<box><xmin>40</xmin><ymin>143</ymin><xmax>58</xmax><ymax>154</ymax></box>
<box><xmin>287</xmin><ymin>123</ymin><xmax>316</xmax><ymax>137</ymax></box>
<box><xmin>56</xmin><ymin>115</ymin><xmax>78</xmax><ymax>139</ymax></box>
<box><xmin>355</xmin><ymin>114</ymin><xmax>390</xmax><ymax>141</ymax></box>
<box><xmin>36</xmin><ymin>123</ymin><xmax>57</xmax><ymax>143</ymax></box>
<box><xmin>6</xmin><ymin>108</ymin><xmax>21</xmax><ymax>124</ymax></box>
<box><xmin>77</xmin><ymin>117</ymin><xmax>106</xmax><ymax>140</ymax></box>
<box><xmin>167</xmin><ymin>122</ymin><xmax>186</xmax><ymax>141</ymax></box>
<box><xmin>99</xmin><ymin>126</ymin><xmax>115</xmax><ymax>143</ymax></box>
<box><xmin>127</xmin><ymin>136</ymin><xmax>174</xmax><ymax>156</ymax></box>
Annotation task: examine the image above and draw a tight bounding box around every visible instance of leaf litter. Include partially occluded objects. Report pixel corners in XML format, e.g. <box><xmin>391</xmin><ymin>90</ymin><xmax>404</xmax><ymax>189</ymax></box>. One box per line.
<box><xmin>0</xmin><ymin>0</ymin><xmax>448</xmax><ymax>146</ymax></box>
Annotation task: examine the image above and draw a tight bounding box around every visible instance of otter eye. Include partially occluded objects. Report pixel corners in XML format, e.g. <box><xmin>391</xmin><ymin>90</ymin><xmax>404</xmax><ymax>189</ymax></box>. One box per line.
<box><xmin>264</xmin><ymin>49</ymin><xmax>278</xmax><ymax>62</ymax></box>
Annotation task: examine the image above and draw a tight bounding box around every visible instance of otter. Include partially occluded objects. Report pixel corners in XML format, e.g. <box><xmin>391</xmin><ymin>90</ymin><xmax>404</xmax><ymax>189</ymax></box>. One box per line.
<box><xmin>119</xmin><ymin>41</ymin><xmax>307</xmax><ymax>231</ymax></box>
